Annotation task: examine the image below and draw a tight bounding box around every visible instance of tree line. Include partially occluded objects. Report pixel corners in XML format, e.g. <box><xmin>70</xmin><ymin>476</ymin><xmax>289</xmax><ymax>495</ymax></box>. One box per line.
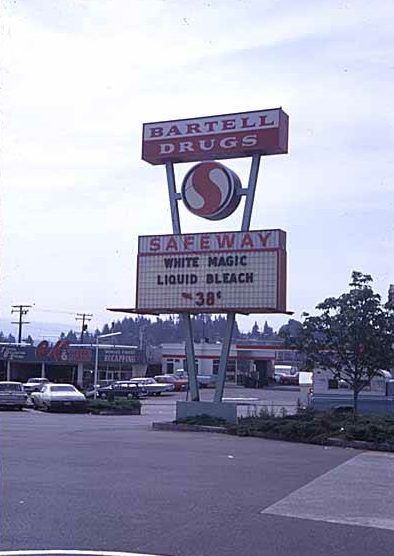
<box><xmin>0</xmin><ymin>315</ymin><xmax>284</xmax><ymax>346</ymax></box>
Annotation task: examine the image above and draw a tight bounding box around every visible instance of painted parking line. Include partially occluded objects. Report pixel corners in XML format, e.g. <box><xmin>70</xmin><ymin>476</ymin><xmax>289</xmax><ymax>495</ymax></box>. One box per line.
<box><xmin>261</xmin><ymin>451</ymin><xmax>394</xmax><ymax>531</ymax></box>
<box><xmin>0</xmin><ymin>551</ymin><xmax>170</xmax><ymax>556</ymax></box>
<box><xmin>223</xmin><ymin>397</ymin><xmax>260</xmax><ymax>402</ymax></box>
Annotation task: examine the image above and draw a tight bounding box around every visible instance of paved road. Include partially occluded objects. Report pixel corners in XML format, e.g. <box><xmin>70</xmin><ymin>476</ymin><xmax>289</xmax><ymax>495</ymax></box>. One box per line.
<box><xmin>1</xmin><ymin>398</ymin><xmax>394</xmax><ymax>556</ymax></box>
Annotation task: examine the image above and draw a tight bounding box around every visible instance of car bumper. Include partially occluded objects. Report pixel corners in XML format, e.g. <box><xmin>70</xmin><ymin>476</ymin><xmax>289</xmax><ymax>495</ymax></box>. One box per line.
<box><xmin>47</xmin><ymin>400</ymin><xmax>87</xmax><ymax>412</ymax></box>
<box><xmin>0</xmin><ymin>400</ymin><xmax>27</xmax><ymax>407</ymax></box>
<box><xmin>0</xmin><ymin>395</ymin><xmax>27</xmax><ymax>407</ymax></box>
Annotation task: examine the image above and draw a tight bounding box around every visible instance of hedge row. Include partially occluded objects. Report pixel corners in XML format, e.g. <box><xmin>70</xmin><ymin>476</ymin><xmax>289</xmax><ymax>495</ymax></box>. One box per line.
<box><xmin>177</xmin><ymin>410</ymin><xmax>394</xmax><ymax>448</ymax></box>
<box><xmin>87</xmin><ymin>399</ymin><xmax>141</xmax><ymax>414</ymax></box>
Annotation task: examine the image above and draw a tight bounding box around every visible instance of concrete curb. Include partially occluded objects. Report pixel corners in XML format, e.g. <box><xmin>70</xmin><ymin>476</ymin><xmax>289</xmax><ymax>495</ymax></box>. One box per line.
<box><xmin>325</xmin><ymin>437</ymin><xmax>394</xmax><ymax>452</ymax></box>
<box><xmin>152</xmin><ymin>422</ymin><xmax>228</xmax><ymax>434</ymax></box>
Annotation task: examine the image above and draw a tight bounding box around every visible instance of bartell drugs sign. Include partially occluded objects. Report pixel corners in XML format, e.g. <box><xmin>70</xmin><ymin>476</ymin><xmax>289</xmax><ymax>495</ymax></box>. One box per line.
<box><xmin>136</xmin><ymin>230</ymin><xmax>287</xmax><ymax>313</ymax></box>
<box><xmin>142</xmin><ymin>108</ymin><xmax>288</xmax><ymax>165</ymax></box>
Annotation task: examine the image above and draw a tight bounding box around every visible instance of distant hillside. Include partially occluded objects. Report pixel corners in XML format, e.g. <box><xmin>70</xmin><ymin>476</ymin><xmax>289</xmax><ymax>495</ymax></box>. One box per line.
<box><xmin>0</xmin><ymin>315</ymin><xmax>292</xmax><ymax>346</ymax></box>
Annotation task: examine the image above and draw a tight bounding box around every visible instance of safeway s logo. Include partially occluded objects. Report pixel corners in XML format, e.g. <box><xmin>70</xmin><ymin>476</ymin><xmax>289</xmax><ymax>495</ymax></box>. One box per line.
<box><xmin>181</xmin><ymin>161</ymin><xmax>241</xmax><ymax>220</ymax></box>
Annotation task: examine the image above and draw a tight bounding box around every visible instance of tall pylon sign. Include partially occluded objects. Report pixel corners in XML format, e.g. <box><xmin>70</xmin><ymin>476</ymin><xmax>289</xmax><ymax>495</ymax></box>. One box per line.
<box><xmin>111</xmin><ymin>108</ymin><xmax>290</xmax><ymax>420</ymax></box>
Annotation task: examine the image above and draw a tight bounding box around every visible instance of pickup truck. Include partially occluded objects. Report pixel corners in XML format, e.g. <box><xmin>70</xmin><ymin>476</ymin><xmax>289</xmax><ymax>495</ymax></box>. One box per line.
<box><xmin>311</xmin><ymin>368</ymin><xmax>394</xmax><ymax>414</ymax></box>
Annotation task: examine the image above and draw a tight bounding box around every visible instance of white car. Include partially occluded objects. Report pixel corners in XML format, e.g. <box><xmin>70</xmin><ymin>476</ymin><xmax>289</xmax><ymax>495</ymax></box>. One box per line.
<box><xmin>31</xmin><ymin>383</ymin><xmax>87</xmax><ymax>412</ymax></box>
<box><xmin>129</xmin><ymin>377</ymin><xmax>174</xmax><ymax>395</ymax></box>
<box><xmin>23</xmin><ymin>377</ymin><xmax>50</xmax><ymax>394</ymax></box>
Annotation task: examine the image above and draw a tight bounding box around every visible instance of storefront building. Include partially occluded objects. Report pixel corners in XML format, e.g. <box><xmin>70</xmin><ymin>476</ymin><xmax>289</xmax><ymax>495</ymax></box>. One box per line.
<box><xmin>161</xmin><ymin>342</ymin><xmax>303</xmax><ymax>386</ymax></box>
<box><xmin>0</xmin><ymin>341</ymin><xmax>147</xmax><ymax>387</ymax></box>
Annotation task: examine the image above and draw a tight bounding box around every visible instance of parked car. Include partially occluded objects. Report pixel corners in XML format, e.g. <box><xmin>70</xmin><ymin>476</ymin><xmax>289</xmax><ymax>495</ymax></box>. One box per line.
<box><xmin>0</xmin><ymin>381</ymin><xmax>28</xmax><ymax>410</ymax></box>
<box><xmin>129</xmin><ymin>377</ymin><xmax>174</xmax><ymax>395</ymax></box>
<box><xmin>197</xmin><ymin>375</ymin><xmax>217</xmax><ymax>388</ymax></box>
<box><xmin>86</xmin><ymin>381</ymin><xmax>144</xmax><ymax>400</ymax></box>
<box><xmin>31</xmin><ymin>383</ymin><xmax>87</xmax><ymax>412</ymax></box>
<box><xmin>23</xmin><ymin>377</ymin><xmax>50</xmax><ymax>394</ymax></box>
<box><xmin>273</xmin><ymin>365</ymin><xmax>299</xmax><ymax>385</ymax></box>
<box><xmin>278</xmin><ymin>373</ymin><xmax>299</xmax><ymax>385</ymax></box>
<box><xmin>154</xmin><ymin>374</ymin><xmax>188</xmax><ymax>391</ymax></box>
<box><xmin>173</xmin><ymin>369</ymin><xmax>216</xmax><ymax>388</ymax></box>
<box><xmin>174</xmin><ymin>369</ymin><xmax>188</xmax><ymax>379</ymax></box>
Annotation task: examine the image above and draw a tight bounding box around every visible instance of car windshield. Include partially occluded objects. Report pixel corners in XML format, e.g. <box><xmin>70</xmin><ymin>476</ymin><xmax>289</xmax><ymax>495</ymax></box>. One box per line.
<box><xmin>0</xmin><ymin>383</ymin><xmax>22</xmax><ymax>391</ymax></box>
<box><xmin>50</xmin><ymin>386</ymin><xmax>77</xmax><ymax>393</ymax></box>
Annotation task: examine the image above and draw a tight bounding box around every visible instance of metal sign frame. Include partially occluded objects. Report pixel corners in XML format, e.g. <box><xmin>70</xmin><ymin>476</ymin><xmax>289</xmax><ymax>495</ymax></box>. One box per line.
<box><xmin>164</xmin><ymin>154</ymin><xmax>262</xmax><ymax>402</ymax></box>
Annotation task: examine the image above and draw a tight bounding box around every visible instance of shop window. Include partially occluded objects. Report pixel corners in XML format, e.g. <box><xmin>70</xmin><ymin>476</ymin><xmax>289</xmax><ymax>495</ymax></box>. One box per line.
<box><xmin>183</xmin><ymin>359</ymin><xmax>199</xmax><ymax>372</ymax></box>
<box><xmin>226</xmin><ymin>361</ymin><xmax>236</xmax><ymax>381</ymax></box>
<box><xmin>166</xmin><ymin>359</ymin><xmax>174</xmax><ymax>373</ymax></box>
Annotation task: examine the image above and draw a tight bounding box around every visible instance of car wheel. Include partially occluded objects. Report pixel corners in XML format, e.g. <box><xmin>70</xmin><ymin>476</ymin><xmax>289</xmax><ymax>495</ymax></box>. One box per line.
<box><xmin>155</xmin><ymin>392</ymin><xmax>161</xmax><ymax>396</ymax></box>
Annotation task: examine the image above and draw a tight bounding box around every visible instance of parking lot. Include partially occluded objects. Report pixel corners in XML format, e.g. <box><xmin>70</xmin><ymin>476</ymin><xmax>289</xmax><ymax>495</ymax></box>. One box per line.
<box><xmin>1</xmin><ymin>386</ymin><xmax>394</xmax><ymax>556</ymax></box>
<box><xmin>140</xmin><ymin>385</ymin><xmax>301</xmax><ymax>420</ymax></box>
<box><xmin>18</xmin><ymin>384</ymin><xmax>301</xmax><ymax>420</ymax></box>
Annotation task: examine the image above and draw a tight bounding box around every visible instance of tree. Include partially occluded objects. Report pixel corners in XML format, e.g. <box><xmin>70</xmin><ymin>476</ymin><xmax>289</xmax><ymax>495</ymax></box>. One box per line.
<box><xmin>291</xmin><ymin>271</ymin><xmax>394</xmax><ymax>418</ymax></box>
<box><xmin>278</xmin><ymin>319</ymin><xmax>303</xmax><ymax>341</ymax></box>
<box><xmin>250</xmin><ymin>321</ymin><xmax>261</xmax><ymax>340</ymax></box>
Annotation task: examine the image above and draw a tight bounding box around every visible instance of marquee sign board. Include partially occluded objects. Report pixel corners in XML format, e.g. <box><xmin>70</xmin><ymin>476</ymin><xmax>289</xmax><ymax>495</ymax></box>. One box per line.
<box><xmin>135</xmin><ymin>229</ymin><xmax>287</xmax><ymax>314</ymax></box>
<box><xmin>142</xmin><ymin>108</ymin><xmax>289</xmax><ymax>165</ymax></box>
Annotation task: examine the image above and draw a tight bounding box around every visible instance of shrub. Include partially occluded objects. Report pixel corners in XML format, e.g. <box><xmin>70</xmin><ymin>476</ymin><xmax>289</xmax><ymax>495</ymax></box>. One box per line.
<box><xmin>176</xmin><ymin>414</ymin><xmax>228</xmax><ymax>427</ymax></box>
<box><xmin>87</xmin><ymin>399</ymin><xmax>141</xmax><ymax>414</ymax></box>
<box><xmin>231</xmin><ymin>411</ymin><xmax>394</xmax><ymax>448</ymax></box>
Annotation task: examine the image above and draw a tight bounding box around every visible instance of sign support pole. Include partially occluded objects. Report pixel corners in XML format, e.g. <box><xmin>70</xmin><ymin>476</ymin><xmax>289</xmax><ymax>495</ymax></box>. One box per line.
<box><xmin>165</xmin><ymin>162</ymin><xmax>200</xmax><ymax>402</ymax></box>
<box><xmin>214</xmin><ymin>154</ymin><xmax>261</xmax><ymax>402</ymax></box>
<box><xmin>165</xmin><ymin>154</ymin><xmax>262</xmax><ymax>404</ymax></box>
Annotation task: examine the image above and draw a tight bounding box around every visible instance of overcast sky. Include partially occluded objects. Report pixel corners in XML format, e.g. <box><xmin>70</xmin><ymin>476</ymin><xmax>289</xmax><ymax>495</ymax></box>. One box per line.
<box><xmin>1</xmin><ymin>0</ymin><xmax>393</xmax><ymax>338</ymax></box>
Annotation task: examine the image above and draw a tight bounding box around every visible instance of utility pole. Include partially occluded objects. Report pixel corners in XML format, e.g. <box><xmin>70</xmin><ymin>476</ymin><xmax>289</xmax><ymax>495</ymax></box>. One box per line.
<box><xmin>11</xmin><ymin>304</ymin><xmax>32</xmax><ymax>343</ymax></box>
<box><xmin>76</xmin><ymin>313</ymin><xmax>93</xmax><ymax>343</ymax></box>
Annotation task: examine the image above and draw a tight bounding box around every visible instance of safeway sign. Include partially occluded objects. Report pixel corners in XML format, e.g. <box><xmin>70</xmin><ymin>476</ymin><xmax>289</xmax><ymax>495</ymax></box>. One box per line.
<box><xmin>142</xmin><ymin>108</ymin><xmax>289</xmax><ymax>165</ymax></box>
<box><xmin>136</xmin><ymin>229</ymin><xmax>287</xmax><ymax>314</ymax></box>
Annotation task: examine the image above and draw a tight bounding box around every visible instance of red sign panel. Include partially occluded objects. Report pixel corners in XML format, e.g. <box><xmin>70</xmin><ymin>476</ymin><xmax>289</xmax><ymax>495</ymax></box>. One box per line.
<box><xmin>142</xmin><ymin>108</ymin><xmax>289</xmax><ymax>165</ymax></box>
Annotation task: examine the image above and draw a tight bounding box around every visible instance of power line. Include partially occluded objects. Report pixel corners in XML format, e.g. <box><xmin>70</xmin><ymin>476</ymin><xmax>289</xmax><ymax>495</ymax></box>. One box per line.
<box><xmin>11</xmin><ymin>304</ymin><xmax>32</xmax><ymax>343</ymax></box>
<box><xmin>75</xmin><ymin>313</ymin><xmax>93</xmax><ymax>343</ymax></box>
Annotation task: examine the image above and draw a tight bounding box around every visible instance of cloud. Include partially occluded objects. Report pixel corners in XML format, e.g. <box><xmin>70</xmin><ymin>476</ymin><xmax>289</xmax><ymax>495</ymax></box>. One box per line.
<box><xmin>1</xmin><ymin>0</ymin><xmax>393</xmax><ymax>331</ymax></box>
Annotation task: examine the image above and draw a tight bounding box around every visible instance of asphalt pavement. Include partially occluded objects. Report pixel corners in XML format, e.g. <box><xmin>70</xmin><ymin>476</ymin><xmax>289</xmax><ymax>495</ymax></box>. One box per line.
<box><xmin>1</xmin><ymin>388</ymin><xmax>394</xmax><ymax>556</ymax></box>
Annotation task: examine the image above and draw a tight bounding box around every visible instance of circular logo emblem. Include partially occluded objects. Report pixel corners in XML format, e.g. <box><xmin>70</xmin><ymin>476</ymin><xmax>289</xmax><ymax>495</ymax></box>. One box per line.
<box><xmin>181</xmin><ymin>161</ymin><xmax>242</xmax><ymax>220</ymax></box>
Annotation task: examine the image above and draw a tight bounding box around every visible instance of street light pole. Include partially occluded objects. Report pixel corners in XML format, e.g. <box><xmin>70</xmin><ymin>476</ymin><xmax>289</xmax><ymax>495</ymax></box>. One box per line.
<box><xmin>93</xmin><ymin>331</ymin><xmax>122</xmax><ymax>399</ymax></box>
